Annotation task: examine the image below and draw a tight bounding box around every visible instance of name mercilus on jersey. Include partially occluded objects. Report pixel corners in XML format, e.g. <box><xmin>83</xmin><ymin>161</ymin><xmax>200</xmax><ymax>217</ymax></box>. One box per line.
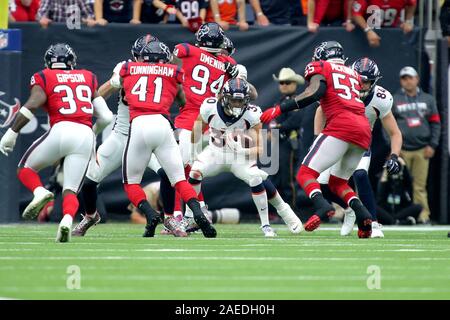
<box><xmin>129</xmin><ymin>65</ymin><xmax>175</xmax><ymax>77</ymax></box>
<box><xmin>56</xmin><ymin>73</ymin><xmax>86</xmax><ymax>83</ymax></box>
<box><xmin>200</xmin><ymin>52</ymin><xmax>225</xmax><ymax>71</ymax></box>
<box><xmin>330</xmin><ymin>63</ymin><xmax>358</xmax><ymax>78</ymax></box>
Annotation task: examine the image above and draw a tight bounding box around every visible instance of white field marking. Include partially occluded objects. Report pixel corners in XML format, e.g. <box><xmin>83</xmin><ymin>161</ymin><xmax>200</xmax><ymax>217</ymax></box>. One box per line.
<box><xmin>1</xmin><ymin>247</ymin><xmax>450</xmax><ymax>254</ymax></box>
<box><xmin>0</xmin><ymin>256</ymin><xmax>440</xmax><ymax>261</ymax></box>
<box><xmin>1</xmin><ymin>286</ymin><xmax>449</xmax><ymax>294</ymax></box>
<box><xmin>319</xmin><ymin>225</ymin><xmax>450</xmax><ymax>231</ymax></box>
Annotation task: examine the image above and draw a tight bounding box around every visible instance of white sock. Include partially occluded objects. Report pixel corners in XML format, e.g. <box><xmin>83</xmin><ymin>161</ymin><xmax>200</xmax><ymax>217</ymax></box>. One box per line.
<box><xmin>252</xmin><ymin>191</ymin><xmax>269</xmax><ymax>226</ymax></box>
<box><xmin>268</xmin><ymin>191</ymin><xmax>286</xmax><ymax>212</ymax></box>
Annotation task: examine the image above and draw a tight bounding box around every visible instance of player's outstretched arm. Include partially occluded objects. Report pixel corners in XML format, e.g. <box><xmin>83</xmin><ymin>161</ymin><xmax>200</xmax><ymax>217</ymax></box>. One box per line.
<box><xmin>248</xmin><ymin>83</ymin><xmax>258</xmax><ymax>101</ymax></box>
<box><xmin>175</xmin><ymin>84</ymin><xmax>186</xmax><ymax>107</ymax></box>
<box><xmin>92</xmin><ymin>90</ymin><xmax>114</xmax><ymax>135</ymax></box>
<box><xmin>381</xmin><ymin>112</ymin><xmax>403</xmax><ymax>157</ymax></box>
<box><xmin>260</xmin><ymin>74</ymin><xmax>326</xmax><ymax>123</ymax></box>
<box><xmin>0</xmin><ymin>86</ymin><xmax>46</xmax><ymax>156</ymax></box>
<box><xmin>99</xmin><ymin>78</ymin><xmax>119</xmax><ymax>100</ymax></box>
<box><xmin>381</xmin><ymin>112</ymin><xmax>403</xmax><ymax>175</ymax></box>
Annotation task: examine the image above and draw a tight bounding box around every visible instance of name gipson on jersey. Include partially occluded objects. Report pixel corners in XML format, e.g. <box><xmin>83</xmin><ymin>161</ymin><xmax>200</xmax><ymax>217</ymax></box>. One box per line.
<box><xmin>56</xmin><ymin>73</ymin><xmax>87</xmax><ymax>83</ymax></box>
<box><xmin>129</xmin><ymin>65</ymin><xmax>175</xmax><ymax>77</ymax></box>
<box><xmin>200</xmin><ymin>53</ymin><xmax>226</xmax><ymax>72</ymax></box>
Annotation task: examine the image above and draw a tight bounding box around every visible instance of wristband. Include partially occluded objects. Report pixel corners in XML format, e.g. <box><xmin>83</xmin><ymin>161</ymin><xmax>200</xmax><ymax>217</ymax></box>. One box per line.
<box><xmin>390</xmin><ymin>153</ymin><xmax>399</xmax><ymax>160</ymax></box>
<box><xmin>19</xmin><ymin>107</ymin><xmax>34</xmax><ymax>120</ymax></box>
<box><xmin>256</xmin><ymin>12</ymin><xmax>264</xmax><ymax>17</ymax></box>
<box><xmin>364</xmin><ymin>26</ymin><xmax>372</xmax><ymax>33</ymax></box>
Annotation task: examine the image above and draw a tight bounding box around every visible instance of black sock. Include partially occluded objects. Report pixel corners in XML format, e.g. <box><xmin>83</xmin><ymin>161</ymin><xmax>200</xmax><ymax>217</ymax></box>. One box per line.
<box><xmin>157</xmin><ymin>168</ymin><xmax>175</xmax><ymax>215</ymax></box>
<box><xmin>186</xmin><ymin>198</ymin><xmax>201</xmax><ymax>215</ymax></box>
<box><xmin>81</xmin><ymin>178</ymin><xmax>98</xmax><ymax>215</ymax></box>
<box><xmin>137</xmin><ymin>200</ymin><xmax>158</xmax><ymax>224</ymax></box>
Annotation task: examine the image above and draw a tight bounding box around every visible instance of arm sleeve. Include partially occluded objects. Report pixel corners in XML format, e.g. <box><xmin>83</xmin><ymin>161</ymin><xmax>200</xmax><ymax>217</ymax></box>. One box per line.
<box><xmin>427</xmin><ymin>97</ymin><xmax>441</xmax><ymax>149</ymax></box>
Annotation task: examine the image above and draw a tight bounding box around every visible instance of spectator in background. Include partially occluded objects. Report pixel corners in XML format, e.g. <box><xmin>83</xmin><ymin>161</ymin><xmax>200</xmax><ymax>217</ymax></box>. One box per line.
<box><xmin>170</xmin><ymin>0</ymin><xmax>209</xmax><ymax>32</ymax></box>
<box><xmin>352</xmin><ymin>0</ymin><xmax>416</xmax><ymax>47</ymax></box>
<box><xmin>376</xmin><ymin>158</ymin><xmax>422</xmax><ymax>225</ymax></box>
<box><xmin>392</xmin><ymin>66</ymin><xmax>441</xmax><ymax>224</ymax></box>
<box><xmin>136</xmin><ymin>0</ymin><xmax>176</xmax><ymax>24</ymax></box>
<box><xmin>267</xmin><ymin>68</ymin><xmax>305</xmax><ymax>207</ymax></box>
<box><xmin>37</xmin><ymin>0</ymin><xmax>96</xmax><ymax>28</ymax></box>
<box><xmin>206</xmin><ymin>0</ymin><xmax>249</xmax><ymax>31</ymax></box>
<box><xmin>9</xmin><ymin>0</ymin><xmax>40</xmax><ymax>22</ymax></box>
<box><xmin>307</xmin><ymin>0</ymin><xmax>354</xmax><ymax>33</ymax></box>
<box><xmin>248</xmin><ymin>0</ymin><xmax>270</xmax><ymax>26</ymax></box>
<box><xmin>94</xmin><ymin>0</ymin><xmax>141</xmax><ymax>25</ymax></box>
<box><xmin>440</xmin><ymin>0</ymin><xmax>450</xmax><ymax>58</ymax></box>
<box><xmin>257</xmin><ymin>0</ymin><xmax>300</xmax><ymax>25</ymax></box>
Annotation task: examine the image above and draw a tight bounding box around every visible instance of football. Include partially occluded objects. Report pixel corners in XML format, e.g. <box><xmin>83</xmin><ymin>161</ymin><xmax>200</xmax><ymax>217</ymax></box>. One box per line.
<box><xmin>229</xmin><ymin>131</ymin><xmax>255</xmax><ymax>148</ymax></box>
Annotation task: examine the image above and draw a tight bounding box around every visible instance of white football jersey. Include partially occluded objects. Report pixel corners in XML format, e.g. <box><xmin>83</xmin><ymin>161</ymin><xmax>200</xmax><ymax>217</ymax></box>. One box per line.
<box><xmin>364</xmin><ymin>85</ymin><xmax>393</xmax><ymax>129</ymax></box>
<box><xmin>200</xmin><ymin>97</ymin><xmax>261</xmax><ymax>150</ymax></box>
<box><xmin>111</xmin><ymin>60</ymin><xmax>131</xmax><ymax>135</ymax></box>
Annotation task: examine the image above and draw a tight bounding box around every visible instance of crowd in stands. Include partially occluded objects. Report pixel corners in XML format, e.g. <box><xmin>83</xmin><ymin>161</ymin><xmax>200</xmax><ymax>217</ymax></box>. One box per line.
<box><xmin>6</xmin><ymin>0</ymin><xmax>424</xmax><ymax>39</ymax></box>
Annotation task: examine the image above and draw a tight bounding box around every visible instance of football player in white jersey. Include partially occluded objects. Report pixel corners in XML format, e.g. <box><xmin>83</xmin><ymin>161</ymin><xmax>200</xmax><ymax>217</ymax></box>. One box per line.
<box><xmin>72</xmin><ymin>35</ymin><xmax>187</xmax><ymax>238</ymax></box>
<box><xmin>316</xmin><ymin>57</ymin><xmax>403</xmax><ymax>238</ymax></box>
<box><xmin>189</xmin><ymin>78</ymin><xmax>303</xmax><ymax>237</ymax></box>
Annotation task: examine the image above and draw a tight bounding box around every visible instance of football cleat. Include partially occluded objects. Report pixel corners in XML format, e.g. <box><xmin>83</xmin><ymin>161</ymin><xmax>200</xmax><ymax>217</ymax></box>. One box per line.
<box><xmin>340</xmin><ymin>208</ymin><xmax>356</xmax><ymax>236</ymax></box>
<box><xmin>72</xmin><ymin>212</ymin><xmax>101</xmax><ymax>237</ymax></box>
<box><xmin>180</xmin><ymin>216</ymin><xmax>200</xmax><ymax>233</ymax></box>
<box><xmin>22</xmin><ymin>187</ymin><xmax>54</xmax><ymax>220</ymax></box>
<box><xmin>56</xmin><ymin>214</ymin><xmax>73</xmax><ymax>243</ymax></box>
<box><xmin>193</xmin><ymin>206</ymin><xmax>217</xmax><ymax>238</ymax></box>
<box><xmin>277</xmin><ymin>205</ymin><xmax>303</xmax><ymax>234</ymax></box>
<box><xmin>370</xmin><ymin>221</ymin><xmax>384</xmax><ymax>238</ymax></box>
<box><xmin>261</xmin><ymin>225</ymin><xmax>277</xmax><ymax>237</ymax></box>
<box><xmin>304</xmin><ymin>214</ymin><xmax>321</xmax><ymax>232</ymax></box>
<box><xmin>142</xmin><ymin>216</ymin><xmax>160</xmax><ymax>238</ymax></box>
<box><xmin>357</xmin><ymin>219</ymin><xmax>373</xmax><ymax>238</ymax></box>
<box><xmin>164</xmin><ymin>216</ymin><xmax>188</xmax><ymax>237</ymax></box>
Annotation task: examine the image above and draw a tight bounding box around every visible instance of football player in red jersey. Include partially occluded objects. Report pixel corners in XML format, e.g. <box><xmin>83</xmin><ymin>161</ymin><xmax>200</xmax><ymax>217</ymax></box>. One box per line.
<box><xmin>352</xmin><ymin>0</ymin><xmax>417</xmax><ymax>47</ymax></box>
<box><xmin>114</xmin><ymin>40</ymin><xmax>216</xmax><ymax>238</ymax></box>
<box><xmin>0</xmin><ymin>43</ymin><xmax>113</xmax><ymax>242</ymax></box>
<box><xmin>172</xmin><ymin>22</ymin><xmax>238</xmax><ymax>231</ymax></box>
<box><xmin>260</xmin><ymin>41</ymin><xmax>373</xmax><ymax>238</ymax></box>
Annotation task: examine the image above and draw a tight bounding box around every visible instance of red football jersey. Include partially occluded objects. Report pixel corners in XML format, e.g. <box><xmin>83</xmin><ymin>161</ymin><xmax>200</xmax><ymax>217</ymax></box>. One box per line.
<box><xmin>30</xmin><ymin>68</ymin><xmax>98</xmax><ymax>127</ymax></box>
<box><xmin>120</xmin><ymin>62</ymin><xmax>184</xmax><ymax>122</ymax></box>
<box><xmin>304</xmin><ymin>60</ymin><xmax>371</xmax><ymax>149</ymax></box>
<box><xmin>352</xmin><ymin>0</ymin><xmax>416</xmax><ymax>27</ymax></box>
<box><xmin>173</xmin><ymin>43</ymin><xmax>236</xmax><ymax>130</ymax></box>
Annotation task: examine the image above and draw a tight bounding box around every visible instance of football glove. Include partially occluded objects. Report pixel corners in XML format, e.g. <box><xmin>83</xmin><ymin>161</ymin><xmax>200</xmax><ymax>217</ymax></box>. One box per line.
<box><xmin>384</xmin><ymin>153</ymin><xmax>401</xmax><ymax>175</ymax></box>
<box><xmin>260</xmin><ymin>105</ymin><xmax>281</xmax><ymax>124</ymax></box>
<box><xmin>224</xmin><ymin>62</ymin><xmax>239</xmax><ymax>79</ymax></box>
<box><xmin>0</xmin><ymin>128</ymin><xmax>19</xmax><ymax>156</ymax></box>
<box><xmin>225</xmin><ymin>132</ymin><xmax>250</xmax><ymax>155</ymax></box>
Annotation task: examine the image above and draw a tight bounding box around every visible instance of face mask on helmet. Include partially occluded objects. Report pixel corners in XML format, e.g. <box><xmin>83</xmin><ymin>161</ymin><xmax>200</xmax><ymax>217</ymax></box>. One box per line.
<box><xmin>222</xmin><ymin>94</ymin><xmax>249</xmax><ymax>118</ymax></box>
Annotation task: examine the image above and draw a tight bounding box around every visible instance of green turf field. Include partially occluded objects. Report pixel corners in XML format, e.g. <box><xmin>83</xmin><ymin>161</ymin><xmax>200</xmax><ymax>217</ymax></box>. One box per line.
<box><xmin>0</xmin><ymin>223</ymin><xmax>449</xmax><ymax>300</ymax></box>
